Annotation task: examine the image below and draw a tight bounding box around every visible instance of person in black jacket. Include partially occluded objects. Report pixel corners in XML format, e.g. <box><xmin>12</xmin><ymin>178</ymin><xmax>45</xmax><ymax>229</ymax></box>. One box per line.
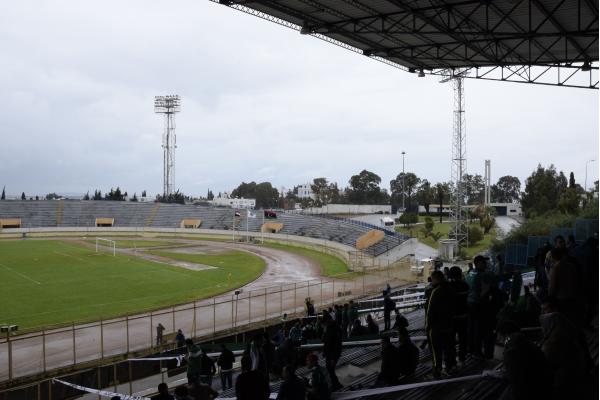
<box><xmin>235</xmin><ymin>355</ymin><xmax>270</xmax><ymax>400</ymax></box>
<box><xmin>276</xmin><ymin>364</ymin><xmax>306</xmax><ymax>400</ymax></box>
<box><xmin>199</xmin><ymin>348</ymin><xmax>216</xmax><ymax>388</ymax></box>
<box><xmin>426</xmin><ymin>270</ymin><xmax>456</xmax><ymax>378</ymax></box>
<box><xmin>217</xmin><ymin>343</ymin><xmax>235</xmax><ymax>390</ymax></box>
<box><xmin>376</xmin><ymin>336</ymin><xmax>400</xmax><ymax>385</ymax></box>
<box><xmin>396</xmin><ymin>327</ymin><xmax>419</xmax><ymax>376</ymax></box>
<box><xmin>383</xmin><ymin>292</ymin><xmax>397</xmax><ymax>331</ymax></box>
<box><xmin>448</xmin><ymin>266</ymin><xmax>469</xmax><ymax>365</ymax></box>
<box><xmin>321</xmin><ymin>312</ymin><xmax>343</xmax><ymax>391</ymax></box>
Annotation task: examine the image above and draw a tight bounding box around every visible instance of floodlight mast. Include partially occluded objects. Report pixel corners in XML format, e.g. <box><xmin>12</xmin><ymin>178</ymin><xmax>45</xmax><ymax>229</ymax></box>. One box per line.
<box><xmin>154</xmin><ymin>95</ymin><xmax>181</xmax><ymax>197</ymax></box>
<box><xmin>441</xmin><ymin>70</ymin><xmax>468</xmax><ymax>249</ymax></box>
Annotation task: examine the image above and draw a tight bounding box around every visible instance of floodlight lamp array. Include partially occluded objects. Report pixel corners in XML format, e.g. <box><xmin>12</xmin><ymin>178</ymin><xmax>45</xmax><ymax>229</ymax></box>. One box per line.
<box><xmin>154</xmin><ymin>95</ymin><xmax>181</xmax><ymax>113</ymax></box>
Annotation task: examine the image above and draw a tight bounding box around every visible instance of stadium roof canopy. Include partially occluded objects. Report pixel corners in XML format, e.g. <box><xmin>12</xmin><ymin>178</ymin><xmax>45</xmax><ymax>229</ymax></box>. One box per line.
<box><xmin>212</xmin><ymin>0</ymin><xmax>599</xmax><ymax>89</ymax></box>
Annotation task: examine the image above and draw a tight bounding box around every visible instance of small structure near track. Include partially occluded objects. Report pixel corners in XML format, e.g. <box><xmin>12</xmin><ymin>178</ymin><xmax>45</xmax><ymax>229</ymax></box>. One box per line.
<box><xmin>356</xmin><ymin>230</ymin><xmax>384</xmax><ymax>250</ymax></box>
<box><xmin>95</xmin><ymin>218</ymin><xmax>114</xmax><ymax>227</ymax></box>
<box><xmin>180</xmin><ymin>218</ymin><xmax>201</xmax><ymax>229</ymax></box>
<box><xmin>0</xmin><ymin>218</ymin><xmax>21</xmax><ymax>228</ymax></box>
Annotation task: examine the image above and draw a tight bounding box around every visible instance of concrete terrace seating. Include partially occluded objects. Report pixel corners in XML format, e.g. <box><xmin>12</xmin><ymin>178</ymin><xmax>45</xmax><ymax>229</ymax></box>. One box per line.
<box><xmin>0</xmin><ymin>201</ymin><xmax>407</xmax><ymax>255</ymax></box>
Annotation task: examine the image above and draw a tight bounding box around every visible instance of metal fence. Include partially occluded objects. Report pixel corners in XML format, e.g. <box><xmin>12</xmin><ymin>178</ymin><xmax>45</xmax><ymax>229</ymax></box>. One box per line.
<box><xmin>0</xmin><ymin>265</ymin><xmax>409</xmax><ymax>385</ymax></box>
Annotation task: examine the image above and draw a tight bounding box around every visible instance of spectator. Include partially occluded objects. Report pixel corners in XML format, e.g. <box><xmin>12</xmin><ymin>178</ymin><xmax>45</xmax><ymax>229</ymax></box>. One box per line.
<box><xmin>189</xmin><ymin>382</ymin><xmax>218</xmax><ymax>400</ymax></box>
<box><xmin>288</xmin><ymin>321</ymin><xmax>302</xmax><ymax>346</ymax></box>
<box><xmin>349</xmin><ymin>300</ymin><xmax>359</xmax><ymax>328</ymax></box>
<box><xmin>448</xmin><ymin>266</ymin><xmax>469</xmax><ymax>365</ymax></box>
<box><xmin>377</xmin><ymin>336</ymin><xmax>400</xmax><ymax>385</ymax></box>
<box><xmin>426</xmin><ymin>270</ymin><xmax>456</xmax><ymax>378</ymax></box>
<box><xmin>199</xmin><ymin>348</ymin><xmax>216</xmax><ymax>388</ymax></box>
<box><xmin>173</xmin><ymin>386</ymin><xmax>191</xmax><ymax>400</ymax></box>
<box><xmin>539</xmin><ymin>308</ymin><xmax>589</xmax><ymax>399</ymax></box>
<box><xmin>321</xmin><ymin>312</ymin><xmax>343</xmax><ymax>391</ymax></box>
<box><xmin>175</xmin><ymin>329</ymin><xmax>186</xmax><ymax>348</ymax></box>
<box><xmin>349</xmin><ymin>319</ymin><xmax>367</xmax><ymax>338</ymax></box>
<box><xmin>392</xmin><ymin>313</ymin><xmax>409</xmax><ymax>330</ymax></box>
<box><xmin>383</xmin><ymin>292</ymin><xmax>397</xmax><ymax>331</ymax></box>
<box><xmin>186</xmin><ymin>339</ymin><xmax>202</xmax><ymax>385</ymax></box>
<box><xmin>514</xmin><ymin>285</ymin><xmax>541</xmax><ymax>327</ymax></box>
<box><xmin>249</xmin><ymin>334</ymin><xmax>266</xmax><ymax>373</ymax></box>
<box><xmin>466</xmin><ymin>255</ymin><xmax>497</xmax><ymax>359</ymax></box>
<box><xmin>334</xmin><ymin>305</ymin><xmax>343</xmax><ymax>326</ymax></box>
<box><xmin>305</xmin><ymin>297</ymin><xmax>315</xmax><ymax>316</ymax></box>
<box><xmin>217</xmin><ymin>343</ymin><xmax>235</xmax><ymax>390</ymax></box>
<box><xmin>276</xmin><ymin>364</ymin><xmax>306</xmax><ymax>400</ymax></box>
<box><xmin>274</xmin><ymin>338</ymin><xmax>297</xmax><ymax>375</ymax></box>
<box><xmin>509</xmin><ymin>269</ymin><xmax>522</xmax><ymax>304</ymax></box>
<box><xmin>157</xmin><ymin>382</ymin><xmax>174</xmax><ymax>400</ymax></box>
<box><xmin>396</xmin><ymin>327</ymin><xmax>419</xmax><ymax>376</ymax></box>
<box><xmin>443</xmin><ymin>266</ymin><xmax>450</xmax><ymax>280</ymax></box>
<box><xmin>262</xmin><ymin>332</ymin><xmax>276</xmax><ymax>376</ymax></box>
<box><xmin>156</xmin><ymin>323</ymin><xmax>165</xmax><ymax>346</ymax></box>
<box><xmin>548</xmin><ymin>248</ymin><xmax>584</xmax><ymax>327</ymax></box>
<box><xmin>500</xmin><ymin>328</ymin><xmax>552</xmax><ymax>400</ymax></box>
<box><xmin>366</xmin><ymin>314</ymin><xmax>379</xmax><ymax>335</ymax></box>
<box><xmin>306</xmin><ymin>353</ymin><xmax>331</xmax><ymax>400</ymax></box>
<box><xmin>341</xmin><ymin>303</ymin><xmax>350</xmax><ymax>337</ymax></box>
<box><xmin>273</xmin><ymin>328</ymin><xmax>285</xmax><ymax>347</ymax></box>
<box><xmin>235</xmin><ymin>355</ymin><xmax>270</xmax><ymax>400</ymax></box>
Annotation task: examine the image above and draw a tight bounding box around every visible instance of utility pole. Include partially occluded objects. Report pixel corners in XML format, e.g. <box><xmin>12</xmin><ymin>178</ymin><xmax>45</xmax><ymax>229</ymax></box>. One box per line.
<box><xmin>401</xmin><ymin>151</ymin><xmax>406</xmax><ymax>211</ymax></box>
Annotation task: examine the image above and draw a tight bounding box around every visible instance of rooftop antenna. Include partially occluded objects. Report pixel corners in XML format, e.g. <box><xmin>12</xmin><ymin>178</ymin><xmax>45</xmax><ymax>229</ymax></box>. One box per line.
<box><xmin>154</xmin><ymin>95</ymin><xmax>181</xmax><ymax>197</ymax></box>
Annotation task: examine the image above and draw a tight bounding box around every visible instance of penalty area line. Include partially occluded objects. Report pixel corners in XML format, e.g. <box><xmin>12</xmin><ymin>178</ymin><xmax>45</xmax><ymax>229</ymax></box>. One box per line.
<box><xmin>0</xmin><ymin>262</ymin><xmax>42</xmax><ymax>285</ymax></box>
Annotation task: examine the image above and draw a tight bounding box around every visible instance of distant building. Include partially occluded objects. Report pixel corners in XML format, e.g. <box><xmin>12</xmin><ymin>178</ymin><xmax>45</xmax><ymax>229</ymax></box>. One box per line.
<box><xmin>418</xmin><ymin>202</ymin><xmax>522</xmax><ymax>217</ymax></box>
<box><xmin>297</xmin><ymin>183</ymin><xmax>315</xmax><ymax>200</ymax></box>
<box><xmin>210</xmin><ymin>192</ymin><xmax>255</xmax><ymax>209</ymax></box>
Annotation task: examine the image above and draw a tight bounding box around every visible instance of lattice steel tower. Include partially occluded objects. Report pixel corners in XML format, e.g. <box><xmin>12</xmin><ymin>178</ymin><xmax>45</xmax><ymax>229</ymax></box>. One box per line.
<box><xmin>154</xmin><ymin>95</ymin><xmax>181</xmax><ymax>197</ymax></box>
<box><xmin>449</xmin><ymin>77</ymin><xmax>468</xmax><ymax>246</ymax></box>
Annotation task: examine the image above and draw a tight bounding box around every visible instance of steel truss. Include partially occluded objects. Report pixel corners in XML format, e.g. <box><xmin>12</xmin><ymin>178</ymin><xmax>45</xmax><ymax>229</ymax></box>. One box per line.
<box><xmin>213</xmin><ymin>0</ymin><xmax>598</xmax><ymax>89</ymax></box>
<box><xmin>449</xmin><ymin>76</ymin><xmax>468</xmax><ymax>247</ymax></box>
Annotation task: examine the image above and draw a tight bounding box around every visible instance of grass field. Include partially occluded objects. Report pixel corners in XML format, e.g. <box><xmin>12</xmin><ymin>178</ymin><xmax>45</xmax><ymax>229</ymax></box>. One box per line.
<box><xmin>261</xmin><ymin>242</ymin><xmax>353</xmax><ymax>277</ymax></box>
<box><xmin>0</xmin><ymin>240</ymin><xmax>265</xmax><ymax>330</ymax></box>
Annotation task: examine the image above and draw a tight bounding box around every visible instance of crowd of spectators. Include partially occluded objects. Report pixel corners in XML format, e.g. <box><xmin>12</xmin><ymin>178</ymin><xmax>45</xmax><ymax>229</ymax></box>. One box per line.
<box><xmin>149</xmin><ymin>234</ymin><xmax>597</xmax><ymax>399</ymax></box>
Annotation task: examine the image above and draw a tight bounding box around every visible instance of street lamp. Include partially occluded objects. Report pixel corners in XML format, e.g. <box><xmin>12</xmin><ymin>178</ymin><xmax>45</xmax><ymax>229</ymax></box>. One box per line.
<box><xmin>585</xmin><ymin>159</ymin><xmax>596</xmax><ymax>192</ymax></box>
<box><xmin>401</xmin><ymin>151</ymin><xmax>406</xmax><ymax>211</ymax></box>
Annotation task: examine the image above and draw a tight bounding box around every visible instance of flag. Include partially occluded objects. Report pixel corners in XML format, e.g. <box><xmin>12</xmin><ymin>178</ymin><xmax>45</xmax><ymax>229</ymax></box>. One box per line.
<box><xmin>234</xmin><ymin>211</ymin><xmax>241</xmax><ymax>217</ymax></box>
<box><xmin>264</xmin><ymin>210</ymin><xmax>277</xmax><ymax>219</ymax></box>
<box><xmin>247</xmin><ymin>210</ymin><xmax>256</xmax><ymax>218</ymax></box>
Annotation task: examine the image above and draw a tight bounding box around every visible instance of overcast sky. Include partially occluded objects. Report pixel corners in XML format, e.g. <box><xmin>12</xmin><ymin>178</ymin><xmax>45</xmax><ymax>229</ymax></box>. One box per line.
<box><xmin>1</xmin><ymin>0</ymin><xmax>598</xmax><ymax>198</ymax></box>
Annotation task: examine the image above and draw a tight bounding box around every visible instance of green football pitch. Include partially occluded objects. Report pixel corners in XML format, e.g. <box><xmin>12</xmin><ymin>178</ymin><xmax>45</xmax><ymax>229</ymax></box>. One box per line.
<box><xmin>0</xmin><ymin>240</ymin><xmax>266</xmax><ymax>330</ymax></box>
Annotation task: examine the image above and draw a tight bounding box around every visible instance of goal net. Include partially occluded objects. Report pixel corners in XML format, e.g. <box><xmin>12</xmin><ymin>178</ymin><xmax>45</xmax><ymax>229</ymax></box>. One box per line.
<box><xmin>95</xmin><ymin>237</ymin><xmax>116</xmax><ymax>256</ymax></box>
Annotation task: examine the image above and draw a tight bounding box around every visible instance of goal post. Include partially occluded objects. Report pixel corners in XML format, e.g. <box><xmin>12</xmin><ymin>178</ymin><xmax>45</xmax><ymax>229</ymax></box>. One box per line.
<box><xmin>95</xmin><ymin>237</ymin><xmax>116</xmax><ymax>256</ymax></box>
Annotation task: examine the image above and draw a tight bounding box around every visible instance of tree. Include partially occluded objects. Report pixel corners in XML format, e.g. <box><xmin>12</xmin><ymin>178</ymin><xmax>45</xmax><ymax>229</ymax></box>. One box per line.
<box><xmin>463</xmin><ymin>174</ymin><xmax>485</xmax><ymax>205</ymax></box>
<box><xmin>415</xmin><ymin>180</ymin><xmax>435</xmax><ymax>215</ymax></box>
<box><xmin>21</xmin><ymin>192</ymin><xmax>26</xmax><ymax>200</ymax></box>
<box><xmin>156</xmin><ymin>190</ymin><xmax>185</xmax><ymax>204</ymax></box>
<box><xmin>421</xmin><ymin>216</ymin><xmax>435</xmax><ymax>237</ymax></box>
<box><xmin>82</xmin><ymin>191</ymin><xmax>90</xmax><ymax>200</ymax></box>
<box><xmin>231</xmin><ymin>181</ymin><xmax>279</xmax><ymax>209</ymax></box>
<box><xmin>142</xmin><ymin>190</ymin><xmax>147</xmax><ymax>198</ymax></box>
<box><xmin>311</xmin><ymin>177</ymin><xmax>340</xmax><ymax>206</ymax></box>
<box><xmin>1</xmin><ymin>186</ymin><xmax>5</xmax><ymax>200</ymax></box>
<box><xmin>93</xmin><ymin>190</ymin><xmax>102</xmax><ymax>200</ymax></box>
<box><xmin>468</xmin><ymin>225</ymin><xmax>484</xmax><ymax>245</ymax></box>
<box><xmin>521</xmin><ymin>164</ymin><xmax>568</xmax><ymax>217</ymax></box>
<box><xmin>398</xmin><ymin>212</ymin><xmax>418</xmax><ymax>227</ymax></box>
<box><xmin>131</xmin><ymin>193</ymin><xmax>138</xmax><ymax>202</ymax></box>
<box><xmin>207</xmin><ymin>189</ymin><xmax>214</xmax><ymax>201</ymax></box>
<box><xmin>434</xmin><ymin>182</ymin><xmax>451</xmax><ymax>223</ymax></box>
<box><xmin>390</xmin><ymin>172</ymin><xmax>420</xmax><ymax>211</ymax></box>
<box><xmin>347</xmin><ymin>170</ymin><xmax>387</xmax><ymax>204</ymax></box>
<box><xmin>557</xmin><ymin>188</ymin><xmax>579</xmax><ymax>214</ymax></box>
<box><xmin>480</xmin><ymin>214</ymin><xmax>496</xmax><ymax>234</ymax></box>
<box><xmin>105</xmin><ymin>187</ymin><xmax>125</xmax><ymax>201</ymax></box>
<box><xmin>35</xmin><ymin>195</ymin><xmax>39</xmax><ymax>201</ymax></box>
<box><xmin>46</xmin><ymin>192</ymin><xmax>60</xmax><ymax>200</ymax></box>
<box><xmin>491</xmin><ymin>175</ymin><xmax>521</xmax><ymax>203</ymax></box>
<box><xmin>569</xmin><ymin>172</ymin><xmax>576</xmax><ymax>188</ymax></box>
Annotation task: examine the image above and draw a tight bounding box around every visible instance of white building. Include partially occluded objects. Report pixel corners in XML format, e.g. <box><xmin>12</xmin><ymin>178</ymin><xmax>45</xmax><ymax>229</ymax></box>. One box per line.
<box><xmin>297</xmin><ymin>183</ymin><xmax>315</xmax><ymax>200</ymax></box>
<box><xmin>210</xmin><ymin>192</ymin><xmax>256</xmax><ymax>209</ymax></box>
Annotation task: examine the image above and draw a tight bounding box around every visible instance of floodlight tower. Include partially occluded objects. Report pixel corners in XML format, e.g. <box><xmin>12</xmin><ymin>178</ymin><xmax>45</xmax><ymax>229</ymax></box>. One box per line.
<box><xmin>484</xmin><ymin>160</ymin><xmax>491</xmax><ymax>205</ymax></box>
<box><xmin>441</xmin><ymin>71</ymin><xmax>468</xmax><ymax>247</ymax></box>
<box><xmin>154</xmin><ymin>95</ymin><xmax>181</xmax><ymax>197</ymax></box>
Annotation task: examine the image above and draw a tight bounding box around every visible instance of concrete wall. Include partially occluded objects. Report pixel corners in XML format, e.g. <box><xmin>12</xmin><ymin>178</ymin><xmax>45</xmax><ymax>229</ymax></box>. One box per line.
<box><xmin>303</xmin><ymin>204</ymin><xmax>392</xmax><ymax>215</ymax></box>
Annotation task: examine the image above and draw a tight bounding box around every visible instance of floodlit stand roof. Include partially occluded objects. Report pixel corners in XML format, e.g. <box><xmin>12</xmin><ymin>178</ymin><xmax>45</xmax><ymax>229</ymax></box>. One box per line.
<box><xmin>212</xmin><ymin>0</ymin><xmax>598</xmax><ymax>88</ymax></box>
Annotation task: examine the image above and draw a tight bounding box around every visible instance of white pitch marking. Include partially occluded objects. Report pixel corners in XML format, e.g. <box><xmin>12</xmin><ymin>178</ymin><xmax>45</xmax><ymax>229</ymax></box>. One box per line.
<box><xmin>0</xmin><ymin>262</ymin><xmax>41</xmax><ymax>285</ymax></box>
